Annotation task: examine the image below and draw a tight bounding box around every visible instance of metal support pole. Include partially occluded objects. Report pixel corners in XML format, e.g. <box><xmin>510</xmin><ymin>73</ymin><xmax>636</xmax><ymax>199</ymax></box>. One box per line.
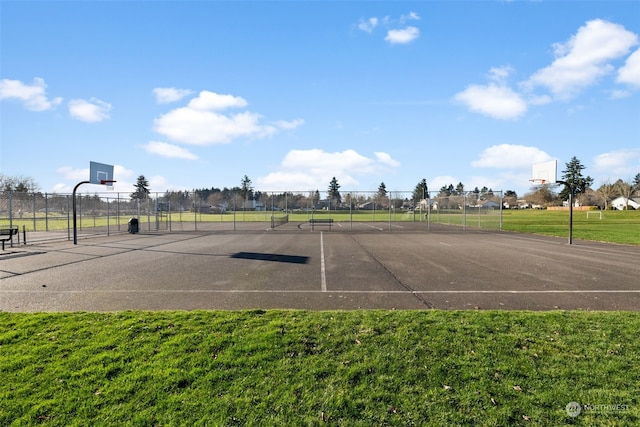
<box><xmin>72</xmin><ymin>181</ymin><xmax>90</xmax><ymax>244</ymax></box>
<box><xmin>568</xmin><ymin>191</ymin><xmax>574</xmax><ymax>245</ymax></box>
<box><xmin>556</xmin><ymin>180</ymin><xmax>574</xmax><ymax>245</ymax></box>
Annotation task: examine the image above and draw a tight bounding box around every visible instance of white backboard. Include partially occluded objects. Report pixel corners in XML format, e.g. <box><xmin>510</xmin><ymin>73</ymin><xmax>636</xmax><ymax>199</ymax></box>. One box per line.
<box><xmin>531</xmin><ymin>160</ymin><xmax>557</xmax><ymax>184</ymax></box>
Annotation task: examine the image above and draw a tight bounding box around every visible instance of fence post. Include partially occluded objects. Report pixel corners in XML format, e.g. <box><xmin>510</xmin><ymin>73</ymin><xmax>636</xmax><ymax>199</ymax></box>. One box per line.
<box><xmin>32</xmin><ymin>192</ymin><xmax>36</xmax><ymax>231</ymax></box>
<box><xmin>67</xmin><ymin>195</ymin><xmax>71</xmax><ymax>241</ymax></box>
<box><xmin>463</xmin><ymin>192</ymin><xmax>467</xmax><ymax>231</ymax></box>
<box><xmin>500</xmin><ymin>192</ymin><xmax>503</xmax><ymax>230</ymax></box>
<box><xmin>45</xmin><ymin>193</ymin><xmax>49</xmax><ymax>232</ymax></box>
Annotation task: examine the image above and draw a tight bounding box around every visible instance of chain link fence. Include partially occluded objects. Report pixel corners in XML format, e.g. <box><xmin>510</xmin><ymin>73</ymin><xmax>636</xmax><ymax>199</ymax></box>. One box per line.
<box><xmin>1</xmin><ymin>190</ymin><xmax>503</xmax><ymax>245</ymax></box>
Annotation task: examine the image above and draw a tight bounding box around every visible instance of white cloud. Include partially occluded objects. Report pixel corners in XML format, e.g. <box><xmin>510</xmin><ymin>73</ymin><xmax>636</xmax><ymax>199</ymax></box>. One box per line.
<box><xmin>488</xmin><ymin>66</ymin><xmax>514</xmax><ymax>83</ymax></box>
<box><xmin>153</xmin><ymin>90</ymin><xmax>301</xmax><ymax>145</ymax></box>
<box><xmin>385</xmin><ymin>26</ymin><xmax>420</xmax><ymax>44</ymax></box>
<box><xmin>154</xmin><ymin>108</ymin><xmax>267</xmax><ymax>145</ymax></box>
<box><xmin>187</xmin><ymin>90</ymin><xmax>248</xmax><ymax>111</ymax></box>
<box><xmin>472</xmin><ymin>144</ymin><xmax>554</xmax><ymax>169</ymax></box>
<box><xmin>147</xmin><ymin>175</ymin><xmax>187</xmax><ymax>192</ymax></box>
<box><xmin>256</xmin><ymin>149</ymin><xmax>400</xmax><ymax>191</ymax></box>
<box><xmin>457</xmin><ymin>20</ymin><xmax>640</xmax><ymax>120</ymax></box>
<box><xmin>375</xmin><ymin>152</ymin><xmax>401</xmax><ymax>167</ymax></box>
<box><xmin>0</xmin><ymin>77</ymin><xmax>62</xmax><ymax>111</ymax></box>
<box><xmin>56</xmin><ymin>165</ymin><xmax>90</xmax><ymax>181</ymax></box>
<box><xmin>68</xmin><ymin>98</ymin><xmax>111</xmax><ymax>122</ymax></box>
<box><xmin>525</xmin><ymin>19</ymin><xmax>638</xmax><ymax>99</ymax></box>
<box><xmin>358</xmin><ymin>17</ymin><xmax>378</xmax><ymax>33</ymax></box>
<box><xmin>454</xmin><ymin>84</ymin><xmax>527</xmax><ymax>120</ymax></box>
<box><xmin>400</xmin><ymin>12</ymin><xmax>420</xmax><ymax>23</ymax></box>
<box><xmin>143</xmin><ymin>141</ymin><xmax>198</xmax><ymax>160</ymax></box>
<box><xmin>153</xmin><ymin>87</ymin><xmax>193</xmax><ymax>104</ymax></box>
<box><xmin>593</xmin><ymin>149</ymin><xmax>640</xmax><ymax>177</ymax></box>
<box><xmin>617</xmin><ymin>48</ymin><xmax>640</xmax><ymax>87</ymax></box>
<box><xmin>357</xmin><ymin>12</ymin><xmax>421</xmax><ymax>44</ymax></box>
<box><xmin>272</xmin><ymin>119</ymin><xmax>305</xmax><ymax>130</ymax></box>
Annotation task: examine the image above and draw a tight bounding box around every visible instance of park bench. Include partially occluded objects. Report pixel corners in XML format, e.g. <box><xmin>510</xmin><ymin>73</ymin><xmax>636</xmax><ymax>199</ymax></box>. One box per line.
<box><xmin>309</xmin><ymin>218</ymin><xmax>333</xmax><ymax>230</ymax></box>
<box><xmin>1</xmin><ymin>227</ymin><xmax>18</xmax><ymax>250</ymax></box>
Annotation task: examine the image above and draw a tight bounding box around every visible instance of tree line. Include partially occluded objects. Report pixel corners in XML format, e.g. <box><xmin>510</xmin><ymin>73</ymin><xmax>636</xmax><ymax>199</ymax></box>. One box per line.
<box><xmin>5</xmin><ymin>156</ymin><xmax>639</xmax><ymax>211</ymax></box>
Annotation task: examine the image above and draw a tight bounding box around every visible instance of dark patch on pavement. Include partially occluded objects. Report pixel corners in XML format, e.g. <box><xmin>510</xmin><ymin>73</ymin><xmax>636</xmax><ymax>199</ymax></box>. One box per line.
<box><xmin>231</xmin><ymin>251</ymin><xmax>310</xmax><ymax>264</ymax></box>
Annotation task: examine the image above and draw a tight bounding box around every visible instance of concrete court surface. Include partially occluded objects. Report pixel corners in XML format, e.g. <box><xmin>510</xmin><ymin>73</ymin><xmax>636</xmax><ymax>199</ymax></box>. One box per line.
<box><xmin>1</xmin><ymin>224</ymin><xmax>639</xmax><ymax>312</ymax></box>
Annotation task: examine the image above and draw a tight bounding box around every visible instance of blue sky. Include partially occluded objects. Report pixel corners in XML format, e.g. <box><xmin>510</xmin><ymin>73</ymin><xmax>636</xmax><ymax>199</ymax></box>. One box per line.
<box><xmin>1</xmin><ymin>1</ymin><xmax>639</xmax><ymax>197</ymax></box>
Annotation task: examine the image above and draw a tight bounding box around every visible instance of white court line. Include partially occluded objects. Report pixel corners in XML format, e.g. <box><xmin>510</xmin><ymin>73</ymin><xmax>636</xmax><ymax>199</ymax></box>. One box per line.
<box><xmin>320</xmin><ymin>231</ymin><xmax>327</xmax><ymax>292</ymax></box>
<box><xmin>3</xmin><ymin>290</ymin><xmax>640</xmax><ymax>294</ymax></box>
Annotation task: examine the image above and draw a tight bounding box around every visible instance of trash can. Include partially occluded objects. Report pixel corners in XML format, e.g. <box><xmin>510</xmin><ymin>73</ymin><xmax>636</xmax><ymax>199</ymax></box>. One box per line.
<box><xmin>128</xmin><ymin>218</ymin><xmax>139</xmax><ymax>234</ymax></box>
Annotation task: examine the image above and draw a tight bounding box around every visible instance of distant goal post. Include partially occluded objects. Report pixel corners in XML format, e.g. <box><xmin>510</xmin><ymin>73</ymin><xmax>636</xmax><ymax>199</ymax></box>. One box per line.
<box><xmin>586</xmin><ymin>211</ymin><xmax>602</xmax><ymax>220</ymax></box>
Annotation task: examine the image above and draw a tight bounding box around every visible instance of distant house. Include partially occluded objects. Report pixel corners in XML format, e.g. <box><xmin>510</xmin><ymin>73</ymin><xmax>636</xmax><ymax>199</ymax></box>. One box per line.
<box><xmin>481</xmin><ymin>201</ymin><xmax>501</xmax><ymax>209</ymax></box>
<box><xmin>415</xmin><ymin>198</ymin><xmax>437</xmax><ymax>210</ymax></box>
<box><xmin>611</xmin><ymin>197</ymin><xmax>640</xmax><ymax>210</ymax></box>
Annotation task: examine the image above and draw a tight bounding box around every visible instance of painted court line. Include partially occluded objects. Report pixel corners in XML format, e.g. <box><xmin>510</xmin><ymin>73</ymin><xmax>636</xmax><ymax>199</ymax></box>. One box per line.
<box><xmin>320</xmin><ymin>231</ymin><xmax>327</xmax><ymax>292</ymax></box>
<box><xmin>3</xmin><ymin>290</ymin><xmax>639</xmax><ymax>294</ymax></box>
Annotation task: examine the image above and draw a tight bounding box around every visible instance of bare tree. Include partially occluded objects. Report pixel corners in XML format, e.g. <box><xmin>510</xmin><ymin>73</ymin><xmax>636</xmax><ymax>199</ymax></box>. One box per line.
<box><xmin>525</xmin><ymin>184</ymin><xmax>557</xmax><ymax>207</ymax></box>
<box><xmin>614</xmin><ymin>178</ymin><xmax>634</xmax><ymax>210</ymax></box>
<box><xmin>596</xmin><ymin>180</ymin><xmax>616</xmax><ymax>210</ymax></box>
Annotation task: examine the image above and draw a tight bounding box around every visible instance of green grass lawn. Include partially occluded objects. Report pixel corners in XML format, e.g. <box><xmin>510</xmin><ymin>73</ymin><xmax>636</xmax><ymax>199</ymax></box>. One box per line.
<box><xmin>9</xmin><ymin>208</ymin><xmax>638</xmax><ymax>244</ymax></box>
<box><xmin>1</xmin><ymin>310</ymin><xmax>638</xmax><ymax>426</ymax></box>
<box><xmin>501</xmin><ymin>209</ymin><xmax>640</xmax><ymax>245</ymax></box>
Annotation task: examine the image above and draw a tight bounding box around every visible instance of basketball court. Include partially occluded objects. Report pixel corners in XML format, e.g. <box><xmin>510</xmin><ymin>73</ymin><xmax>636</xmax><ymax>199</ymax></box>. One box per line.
<box><xmin>1</xmin><ymin>222</ymin><xmax>639</xmax><ymax>312</ymax></box>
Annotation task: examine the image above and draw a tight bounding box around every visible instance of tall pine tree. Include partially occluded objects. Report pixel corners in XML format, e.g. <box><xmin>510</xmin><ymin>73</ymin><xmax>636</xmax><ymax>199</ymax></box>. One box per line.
<box><xmin>558</xmin><ymin>157</ymin><xmax>593</xmax><ymax>201</ymax></box>
<box><xmin>130</xmin><ymin>175</ymin><xmax>150</xmax><ymax>200</ymax></box>
<box><xmin>327</xmin><ymin>177</ymin><xmax>341</xmax><ymax>204</ymax></box>
<box><xmin>413</xmin><ymin>179</ymin><xmax>428</xmax><ymax>201</ymax></box>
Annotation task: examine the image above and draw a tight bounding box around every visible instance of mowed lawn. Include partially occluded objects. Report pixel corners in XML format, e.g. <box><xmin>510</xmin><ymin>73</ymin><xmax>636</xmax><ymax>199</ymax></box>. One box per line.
<box><xmin>10</xmin><ymin>207</ymin><xmax>639</xmax><ymax>244</ymax></box>
<box><xmin>501</xmin><ymin>209</ymin><xmax>640</xmax><ymax>245</ymax></box>
<box><xmin>1</xmin><ymin>310</ymin><xmax>639</xmax><ymax>426</ymax></box>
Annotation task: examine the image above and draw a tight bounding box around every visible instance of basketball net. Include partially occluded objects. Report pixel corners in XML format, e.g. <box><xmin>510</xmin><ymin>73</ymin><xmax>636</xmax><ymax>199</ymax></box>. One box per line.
<box><xmin>101</xmin><ymin>180</ymin><xmax>116</xmax><ymax>191</ymax></box>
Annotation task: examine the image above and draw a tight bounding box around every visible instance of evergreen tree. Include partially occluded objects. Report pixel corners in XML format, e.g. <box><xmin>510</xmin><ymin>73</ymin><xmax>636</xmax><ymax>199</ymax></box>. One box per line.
<box><xmin>439</xmin><ymin>184</ymin><xmax>454</xmax><ymax>197</ymax></box>
<box><xmin>130</xmin><ymin>175</ymin><xmax>150</xmax><ymax>200</ymax></box>
<box><xmin>558</xmin><ymin>157</ymin><xmax>593</xmax><ymax>201</ymax></box>
<box><xmin>376</xmin><ymin>182</ymin><xmax>387</xmax><ymax>199</ymax></box>
<box><xmin>375</xmin><ymin>182</ymin><xmax>388</xmax><ymax>208</ymax></box>
<box><xmin>327</xmin><ymin>177</ymin><xmax>341</xmax><ymax>204</ymax></box>
<box><xmin>240</xmin><ymin>175</ymin><xmax>253</xmax><ymax>200</ymax></box>
<box><xmin>412</xmin><ymin>178</ymin><xmax>428</xmax><ymax>201</ymax></box>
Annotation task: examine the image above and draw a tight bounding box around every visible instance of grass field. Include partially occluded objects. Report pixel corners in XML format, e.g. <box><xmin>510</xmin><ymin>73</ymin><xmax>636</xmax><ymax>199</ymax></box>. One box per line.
<box><xmin>6</xmin><ymin>208</ymin><xmax>638</xmax><ymax>245</ymax></box>
<box><xmin>1</xmin><ymin>310</ymin><xmax>638</xmax><ymax>426</ymax></box>
<box><xmin>501</xmin><ymin>209</ymin><xmax>640</xmax><ymax>245</ymax></box>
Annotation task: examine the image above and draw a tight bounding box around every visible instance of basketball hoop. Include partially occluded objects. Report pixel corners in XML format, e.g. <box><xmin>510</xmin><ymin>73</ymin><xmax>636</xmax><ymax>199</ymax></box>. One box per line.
<box><xmin>528</xmin><ymin>179</ymin><xmax>547</xmax><ymax>190</ymax></box>
<box><xmin>101</xmin><ymin>180</ymin><xmax>116</xmax><ymax>190</ymax></box>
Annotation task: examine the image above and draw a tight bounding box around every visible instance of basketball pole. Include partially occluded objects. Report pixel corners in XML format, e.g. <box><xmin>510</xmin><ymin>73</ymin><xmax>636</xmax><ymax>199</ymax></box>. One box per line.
<box><xmin>72</xmin><ymin>179</ymin><xmax>116</xmax><ymax>245</ymax></box>
<box><xmin>556</xmin><ymin>180</ymin><xmax>574</xmax><ymax>245</ymax></box>
<box><xmin>72</xmin><ymin>181</ymin><xmax>90</xmax><ymax>245</ymax></box>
